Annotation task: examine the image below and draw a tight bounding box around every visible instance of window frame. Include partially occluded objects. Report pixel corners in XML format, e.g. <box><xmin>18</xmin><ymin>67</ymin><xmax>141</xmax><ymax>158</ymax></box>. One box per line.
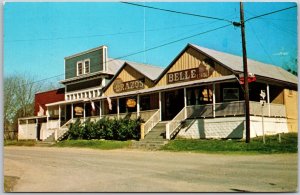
<box><xmin>77</xmin><ymin>61</ymin><xmax>83</xmax><ymax>76</ymax></box>
<box><xmin>84</xmin><ymin>59</ymin><xmax>90</xmax><ymax>74</ymax></box>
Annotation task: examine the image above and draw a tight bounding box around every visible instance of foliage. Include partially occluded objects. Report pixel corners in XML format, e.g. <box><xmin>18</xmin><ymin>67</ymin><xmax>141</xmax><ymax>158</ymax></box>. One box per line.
<box><xmin>4</xmin><ymin>73</ymin><xmax>61</xmax><ymax>140</ymax></box>
<box><xmin>53</xmin><ymin>140</ymin><xmax>132</xmax><ymax>150</ymax></box>
<box><xmin>161</xmin><ymin>133</ymin><xmax>298</xmax><ymax>154</ymax></box>
<box><xmin>67</xmin><ymin>117</ymin><xmax>141</xmax><ymax>141</ymax></box>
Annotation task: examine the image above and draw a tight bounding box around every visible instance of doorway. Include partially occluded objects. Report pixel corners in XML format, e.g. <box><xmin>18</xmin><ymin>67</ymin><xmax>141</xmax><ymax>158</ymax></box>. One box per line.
<box><xmin>162</xmin><ymin>89</ymin><xmax>184</xmax><ymax>121</ymax></box>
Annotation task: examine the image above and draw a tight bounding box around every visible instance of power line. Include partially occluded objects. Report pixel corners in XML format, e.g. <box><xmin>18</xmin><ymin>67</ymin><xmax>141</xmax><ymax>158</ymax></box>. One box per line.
<box><xmin>7</xmin><ymin>23</ymin><xmax>209</xmax><ymax>43</ymax></box>
<box><xmin>248</xmin><ymin>22</ymin><xmax>276</xmax><ymax>65</ymax></box>
<box><xmin>20</xmin><ymin>23</ymin><xmax>232</xmax><ymax>87</ymax></box>
<box><xmin>121</xmin><ymin>2</ymin><xmax>234</xmax><ymax>24</ymax></box>
<box><xmin>245</xmin><ymin>5</ymin><xmax>296</xmax><ymax>22</ymax></box>
<box><xmin>245</xmin><ymin>10</ymin><xmax>297</xmax><ymax>36</ymax></box>
<box><xmin>5</xmin><ymin>22</ymin><xmax>210</xmax><ymax>43</ymax></box>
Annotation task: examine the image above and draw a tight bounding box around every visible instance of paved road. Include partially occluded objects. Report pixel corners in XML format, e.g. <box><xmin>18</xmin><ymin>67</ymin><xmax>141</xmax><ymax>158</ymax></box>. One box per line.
<box><xmin>4</xmin><ymin>146</ymin><xmax>298</xmax><ymax>192</ymax></box>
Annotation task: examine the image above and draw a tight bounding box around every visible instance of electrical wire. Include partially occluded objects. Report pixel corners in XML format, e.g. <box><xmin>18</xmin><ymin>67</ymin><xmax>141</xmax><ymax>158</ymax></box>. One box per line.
<box><xmin>19</xmin><ymin>23</ymin><xmax>232</xmax><ymax>87</ymax></box>
<box><xmin>248</xmin><ymin>22</ymin><xmax>276</xmax><ymax>65</ymax></box>
<box><xmin>5</xmin><ymin>22</ymin><xmax>211</xmax><ymax>43</ymax></box>
<box><xmin>245</xmin><ymin>5</ymin><xmax>296</xmax><ymax>22</ymax></box>
<box><xmin>121</xmin><ymin>2</ymin><xmax>234</xmax><ymax>24</ymax></box>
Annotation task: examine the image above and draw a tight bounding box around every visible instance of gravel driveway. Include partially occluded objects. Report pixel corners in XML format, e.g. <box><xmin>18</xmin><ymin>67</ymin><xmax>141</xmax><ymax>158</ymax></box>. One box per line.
<box><xmin>4</xmin><ymin>146</ymin><xmax>298</xmax><ymax>192</ymax></box>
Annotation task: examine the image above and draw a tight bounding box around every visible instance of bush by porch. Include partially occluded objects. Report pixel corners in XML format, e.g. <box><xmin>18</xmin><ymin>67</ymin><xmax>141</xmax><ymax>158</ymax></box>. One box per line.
<box><xmin>66</xmin><ymin>117</ymin><xmax>142</xmax><ymax>141</ymax></box>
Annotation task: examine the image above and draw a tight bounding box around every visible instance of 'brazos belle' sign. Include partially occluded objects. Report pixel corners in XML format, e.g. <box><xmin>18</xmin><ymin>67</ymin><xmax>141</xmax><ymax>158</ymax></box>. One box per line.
<box><xmin>167</xmin><ymin>61</ymin><xmax>215</xmax><ymax>84</ymax></box>
<box><xmin>113</xmin><ymin>78</ymin><xmax>144</xmax><ymax>93</ymax></box>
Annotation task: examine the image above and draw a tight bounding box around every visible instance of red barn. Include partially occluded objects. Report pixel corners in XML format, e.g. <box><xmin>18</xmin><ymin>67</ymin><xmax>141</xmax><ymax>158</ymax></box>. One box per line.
<box><xmin>34</xmin><ymin>88</ymin><xmax>65</xmax><ymax>116</ymax></box>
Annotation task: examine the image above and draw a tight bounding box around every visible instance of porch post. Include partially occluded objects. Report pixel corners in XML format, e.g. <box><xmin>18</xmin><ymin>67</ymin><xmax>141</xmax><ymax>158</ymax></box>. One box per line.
<box><xmin>58</xmin><ymin>105</ymin><xmax>61</xmax><ymax>127</ymax></box>
<box><xmin>117</xmin><ymin>98</ymin><xmax>120</xmax><ymax>119</ymax></box>
<box><xmin>213</xmin><ymin>83</ymin><xmax>216</xmax><ymax>118</ymax></box>
<box><xmin>99</xmin><ymin>100</ymin><xmax>102</xmax><ymax>119</ymax></box>
<box><xmin>36</xmin><ymin>118</ymin><xmax>38</xmax><ymax>141</ymax></box>
<box><xmin>266</xmin><ymin>84</ymin><xmax>270</xmax><ymax>117</ymax></box>
<box><xmin>159</xmin><ymin>91</ymin><xmax>162</xmax><ymax>121</ymax></box>
<box><xmin>83</xmin><ymin>103</ymin><xmax>86</xmax><ymax>122</ymax></box>
<box><xmin>71</xmin><ymin>103</ymin><xmax>74</xmax><ymax>119</ymax></box>
<box><xmin>184</xmin><ymin>87</ymin><xmax>187</xmax><ymax>118</ymax></box>
<box><xmin>137</xmin><ymin>94</ymin><xmax>140</xmax><ymax>117</ymax></box>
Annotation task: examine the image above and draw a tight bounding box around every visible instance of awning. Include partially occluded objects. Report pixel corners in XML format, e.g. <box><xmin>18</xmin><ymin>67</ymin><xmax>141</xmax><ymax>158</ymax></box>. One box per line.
<box><xmin>46</xmin><ymin>99</ymin><xmax>84</xmax><ymax>107</ymax></box>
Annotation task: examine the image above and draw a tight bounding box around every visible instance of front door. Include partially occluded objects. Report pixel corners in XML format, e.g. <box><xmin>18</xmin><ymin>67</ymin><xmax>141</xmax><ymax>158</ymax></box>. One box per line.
<box><xmin>163</xmin><ymin>89</ymin><xmax>184</xmax><ymax>121</ymax></box>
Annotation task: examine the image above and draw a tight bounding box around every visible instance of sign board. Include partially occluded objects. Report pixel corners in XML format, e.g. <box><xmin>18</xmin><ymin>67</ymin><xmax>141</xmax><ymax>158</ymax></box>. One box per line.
<box><xmin>126</xmin><ymin>98</ymin><xmax>137</xmax><ymax>108</ymax></box>
<box><xmin>167</xmin><ymin>61</ymin><xmax>214</xmax><ymax>84</ymax></box>
<box><xmin>239</xmin><ymin>73</ymin><xmax>256</xmax><ymax>84</ymax></box>
<box><xmin>74</xmin><ymin>106</ymin><xmax>83</xmax><ymax>116</ymax></box>
<box><xmin>260</xmin><ymin>90</ymin><xmax>266</xmax><ymax>100</ymax></box>
<box><xmin>113</xmin><ymin>78</ymin><xmax>144</xmax><ymax>93</ymax></box>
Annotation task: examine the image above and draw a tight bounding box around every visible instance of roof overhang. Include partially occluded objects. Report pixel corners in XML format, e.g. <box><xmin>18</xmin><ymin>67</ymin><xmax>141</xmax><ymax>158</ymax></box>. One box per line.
<box><xmin>60</xmin><ymin>71</ymin><xmax>113</xmax><ymax>85</ymax></box>
<box><xmin>95</xmin><ymin>75</ymin><xmax>236</xmax><ymax>100</ymax></box>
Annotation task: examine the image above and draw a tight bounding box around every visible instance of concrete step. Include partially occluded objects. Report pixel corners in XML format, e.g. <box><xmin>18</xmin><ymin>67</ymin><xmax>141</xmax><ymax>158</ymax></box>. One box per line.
<box><xmin>44</xmin><ymin>133</ymin><xmax>55</xmax><ymax>142</ymax></box>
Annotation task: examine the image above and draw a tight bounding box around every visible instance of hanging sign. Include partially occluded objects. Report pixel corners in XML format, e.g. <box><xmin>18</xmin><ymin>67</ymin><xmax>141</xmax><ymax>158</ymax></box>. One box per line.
<box><xmin>126</xmin><ymin>98</ymin><xmax>137</xmax><ymax>107</ymax></box>
<box><xmin>167</xmin><ymin>60</ymin><xmax>214</xmax><ymax>84</ymax></box>
<box><xmin>74</xmin><ymin>106</ymin><xmax>83</xmax><ymax>116</ymax></box>
<box><xmin>113</xmin><ymin>78</ymin><xmax>144</xmax><ymax>93</ymax></box>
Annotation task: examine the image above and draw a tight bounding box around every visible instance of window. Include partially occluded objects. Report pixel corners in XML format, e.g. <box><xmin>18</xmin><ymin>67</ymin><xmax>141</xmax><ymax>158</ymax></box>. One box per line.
<box><xmin>77</xmin><ymin>62</ymin><xmax>83</xmax><ymax>76</ymax></box>
<box><xmin>77</xmin><ymin>59</ymin><xmax>90</xmax><ymax>76</ymax></box>
<box><xmin>84</xmin><ymin>59</ymin><xmax>90</xmax><ymax>74</ymax></box>
<box><xmin>223</xmin><ymin>88</ymin><xmax>239</xmax><ymax>101</ymax></box>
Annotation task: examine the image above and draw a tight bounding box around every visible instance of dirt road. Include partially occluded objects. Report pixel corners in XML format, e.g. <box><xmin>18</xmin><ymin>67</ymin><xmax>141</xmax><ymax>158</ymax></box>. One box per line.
<box><xmin>4</xmin><ymin>146</ymin><xmax>298</xmax><ymax>192</ymax></box>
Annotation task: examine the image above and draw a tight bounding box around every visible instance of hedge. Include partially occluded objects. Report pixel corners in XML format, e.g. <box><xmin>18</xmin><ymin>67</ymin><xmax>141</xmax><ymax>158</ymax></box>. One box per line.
<box><xmin>67</xmin><ymin>117</ymin><xmax>141</xmax><ymax>141</ymax></box>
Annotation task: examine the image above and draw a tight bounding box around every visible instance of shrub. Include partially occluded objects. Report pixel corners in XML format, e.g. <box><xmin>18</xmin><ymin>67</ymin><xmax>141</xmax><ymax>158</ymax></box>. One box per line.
<box><xmin>67</xmin><ymin>117</ymin><xmax>141</xmax><ymax>141</ymax></box>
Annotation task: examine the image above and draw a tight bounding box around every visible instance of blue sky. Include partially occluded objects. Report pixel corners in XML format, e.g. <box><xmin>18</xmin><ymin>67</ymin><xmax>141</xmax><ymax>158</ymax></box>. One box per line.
<box><xmin>4</xmin><ymin>2</ymin><xmax>298</xmax><ymax>83</ymax></box>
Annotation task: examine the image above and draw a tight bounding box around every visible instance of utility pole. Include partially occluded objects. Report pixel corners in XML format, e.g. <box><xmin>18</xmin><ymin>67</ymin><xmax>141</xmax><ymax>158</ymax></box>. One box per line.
<box><xmin>240</xmin><ymin>2</ymin><xmax>251</xmax><ymax>143</ymax></box>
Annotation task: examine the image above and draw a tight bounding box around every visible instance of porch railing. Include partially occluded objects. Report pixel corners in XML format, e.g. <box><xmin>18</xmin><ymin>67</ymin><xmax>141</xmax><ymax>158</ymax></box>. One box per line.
<box><xmin>56</xmin><ymin>118</ymin><xmax>76</xmax><ymax>141</ymax></box>
<box><xmin>165</xmin><ymin>100</ymin><xmax>287</xmax><ymax>140</ymax></box>
<box><xmin>166</xmin><ymin>107</ymin><xmax>186</xmax><ymax>140</ymax></box>
<box><xmin>143</xmin><ymin>109</ymin><xmax>160</xmax><ymax>136</ymax></box>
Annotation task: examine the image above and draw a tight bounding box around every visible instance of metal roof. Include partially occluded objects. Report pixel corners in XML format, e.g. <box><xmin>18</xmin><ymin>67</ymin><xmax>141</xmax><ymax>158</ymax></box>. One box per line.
<box><xmin>125</xmin><ymin>61</ymin><xmax>164</xmax><ymax>81</ymax></box>
<box><xmin>190</xmin><ymin>44</ymin><xmax>298</xmax><ymax>85</ymax></box>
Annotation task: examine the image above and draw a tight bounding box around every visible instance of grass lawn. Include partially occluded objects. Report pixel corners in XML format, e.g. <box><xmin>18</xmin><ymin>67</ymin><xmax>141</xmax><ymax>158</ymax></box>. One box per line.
<box><xmin>52</xmin><ymin>139</ymin><xmax>132</xmax><ymax>150</ymax></box>
<box><xmin>4</xmin><ymin>176</ymin><xmax>19</xmax><ymax>192</ymax></box>
<box><xmin>161</xmin><ymin>133</ymin><xmax>298</xmax><ymax>154</ymax></box>
<box><xmin>4</xmin><ymin>140</ymin><xmax>36</xmax><ymax>146</ymax></box>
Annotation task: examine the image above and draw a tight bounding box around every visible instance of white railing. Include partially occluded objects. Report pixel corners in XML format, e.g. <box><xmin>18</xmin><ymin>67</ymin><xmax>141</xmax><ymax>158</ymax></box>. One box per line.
<box><xmin>215</xmin><ymin>101</ymin><xmax>245</xmax><ymax>117</ymax></box>
<box><xmin>56</xmin><ymin>118</ymin><xmax>76</xmax><ymax>141</ymax></box>
<box><xmin>166</xmin><ymin>107</ymin><xmax>186</xmax><ymax>140</ymax></box>
<box><xmin>165</xmin><ymin>100</ymin><xmax>286</xmax><ymax>140</ymax></box>
<box><xmin>143</xmin><ymin>109</ymin><xmax>160</xmax><ymax>136</ymax></box>
<box><xmin>186</xmin><ymin>104</ymin><xmax>213</xmax><ymax>118</ymax></box>
<box><xmin>249</xmin><ymin>101</ymin><xmax>268</xmax><ymax>116</ymax></box>
<box><xmin>270</xmin><ymin>103</ymin><xmax>286</xmax><ymax>117</ymax></box>
<box><xmin>48</xmin><ymin>120</ymin><xmax>60</xmax><ymax>129</ymax></box>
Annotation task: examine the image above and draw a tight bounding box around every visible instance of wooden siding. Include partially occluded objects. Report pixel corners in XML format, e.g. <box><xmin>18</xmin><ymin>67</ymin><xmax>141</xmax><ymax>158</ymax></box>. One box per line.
<box><xmin>156</xmin><ymin>47</ymin><xmax>232</xmax><ymax>86</ymax></box>
<box><xmin>65</xmin><ymin>48</ymin><xmax>103</xmax><ymax>79</ymax></box>
<box><xmin>34</xmin><ymin>88</ymin><xmax>65</xmax><ymax>116</ymax></box>
<box><xmin>105</xmin><ymin>65</ymin><xmax>154</xmax><ymax>96</ymax></box>
<box><xmin>66</xmin><ymin>78</ymin><xmax>102</xmax><ymax>92</ymax></box>
<box><xmin>283</xmin><ymin>89</ymin><xmax>298</xmax><ymax>132</ymax></box>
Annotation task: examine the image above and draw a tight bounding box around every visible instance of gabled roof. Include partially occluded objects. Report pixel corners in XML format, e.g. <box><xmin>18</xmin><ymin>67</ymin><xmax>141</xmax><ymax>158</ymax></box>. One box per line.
<box><xmin>126</xmin><ymin>61</ymin><xmax>164</xmax><ymax>80</ymax></box>
<box><xmin>155</xmin><ymin>43</ymin><xmax>298</xmax><ymax>85</ymax></box>
<box><xmin>103</xmin><ymin>61</ymin><xmax>164</xmax><ymax>92</ymax></box>
<box><xmin>190</xmin><ymin>44</ymin><xmax>298</xmax><ymax>85</ymax></box>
